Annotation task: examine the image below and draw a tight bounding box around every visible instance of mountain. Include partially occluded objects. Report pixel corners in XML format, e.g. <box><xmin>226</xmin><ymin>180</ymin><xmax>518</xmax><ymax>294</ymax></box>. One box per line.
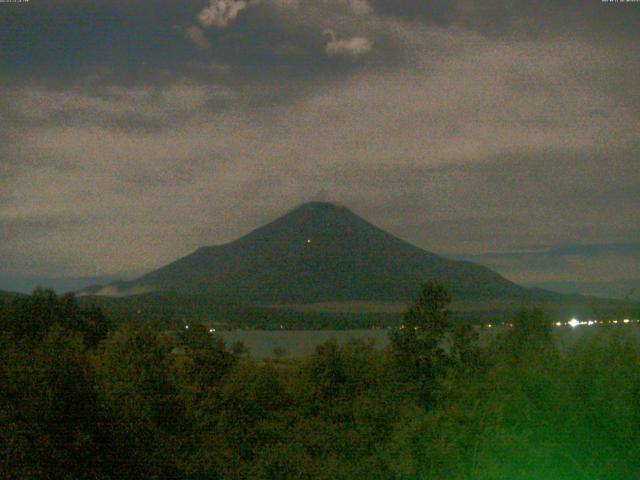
<box><xmin>0</xmin><ymin>274</ymin><xmax>124</xmax><ymax>295</ymax></box>
<box><xmin>524</xmin><ymin>279</ymin><xmax>640</xmax><ymax>301</ymax></box>
<box><xmin>102</xmin><ymin>202</ymin><xmax>547</xmax><ymax>305</ymax></box>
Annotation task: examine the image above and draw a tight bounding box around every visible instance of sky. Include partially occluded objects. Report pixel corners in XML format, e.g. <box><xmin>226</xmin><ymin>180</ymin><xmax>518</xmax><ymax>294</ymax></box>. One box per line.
<box><xmin>1</xmin><ymin>0</ymin><xmax>639</xmax><ymax>292</ymax></box>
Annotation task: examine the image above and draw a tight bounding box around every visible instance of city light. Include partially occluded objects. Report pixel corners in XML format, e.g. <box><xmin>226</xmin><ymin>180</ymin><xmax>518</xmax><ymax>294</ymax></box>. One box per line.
<box><xmin>568</xmin><ymin>318</ymin><xmax>580</xmax><ymax>328</ymax></box>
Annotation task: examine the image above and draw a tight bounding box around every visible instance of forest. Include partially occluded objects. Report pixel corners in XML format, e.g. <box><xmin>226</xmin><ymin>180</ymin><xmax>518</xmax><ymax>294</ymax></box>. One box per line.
<box><xmin>1</xmin><ymin>284</ymin><xmax>640</xmax><ymax>479</ymax></box>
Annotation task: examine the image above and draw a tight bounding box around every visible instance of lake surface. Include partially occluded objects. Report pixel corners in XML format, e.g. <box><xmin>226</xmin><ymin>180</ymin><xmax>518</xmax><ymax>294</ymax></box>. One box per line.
<box><xmin>213</xmin><ymin>324</ymin><xmax>640</xmax><ymax>358</ymax></box>
<box><xmin>213</xmin><ymin>329</ymin><xmax>390</xmax><ymax>358</ymax></box>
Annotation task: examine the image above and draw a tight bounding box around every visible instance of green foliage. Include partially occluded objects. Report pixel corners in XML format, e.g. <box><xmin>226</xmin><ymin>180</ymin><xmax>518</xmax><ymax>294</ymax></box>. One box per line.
<box><xmin>0</xmin><ymin>327</ymin><xmax>100</xmax><ymax>478</ymax></box>
<box><xmin>95</xmin><ymin>324</ymin><xmax>186</xmax><ymax>478</ymax></box>
<box><xmin>503</xmin><ymin>307</ymin><xmax>553</xmax><ymax>352</ymax></box>
<box><xmin>383</xmin><ymin>323</ymin><xmax>640</xmax><ymax>480</ymax></box>
<box><xmin>3</xmin><ymin>288</ymin><xmax>640</xmax><ymax>479</ymax></box>
<box><xmin>180</xmin><ymin>324</ymin><xmax>236</xmax><ymax>388</ymax></box>
<box><xmin>0</xmin><ymin>288</ymin><xmax>110</xmax><ymax>346</ymax></box>
<box><xmin>390</xmin><ymin>281</ymin><xmax>453</xmax><ymax>404</ymax></box>
<box><xmin>450</xmin><ymin>323</ymin><xmax>480</xmax><ymax>367</ymax></box>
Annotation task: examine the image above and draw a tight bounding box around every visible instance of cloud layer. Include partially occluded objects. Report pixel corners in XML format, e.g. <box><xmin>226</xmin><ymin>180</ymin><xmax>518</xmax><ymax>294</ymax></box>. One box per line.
<box><xmin>197</xmin><ymin>0</ymin><xmax>250</xmax><ymax>29</ymax></box>
<box><xmin>0</xmin><ymin>0</ymin><xmax>638</xmax><ymax>284</ymax></box>
<box><xmin>324</xmin><ymin>31</ymin><xmax>373</xmax><ymax>58</ymax></box>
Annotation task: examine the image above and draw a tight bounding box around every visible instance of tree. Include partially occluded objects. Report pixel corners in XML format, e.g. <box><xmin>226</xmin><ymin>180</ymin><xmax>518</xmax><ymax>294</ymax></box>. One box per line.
<box><xmin>180</xmin><ymin>324</ymin><xmax>236</xmax><ymax>389</ymax></box>
<box><xmin>501</xmin><ymin>307</ymin><xmax>553</xmax><ymax>357</ymax></box>
<box><xmin>390</xmin><ymin>281</ymin><xmax>452</xmax><ymax>405</ymax></box>
<box><xmin>273</xmin><ymin>345</ymin><xmax>287</xmax><ymax>358</ymax></box>
<box><xmin>0</xmin><ymin>288</ymin><xmax>110</xmax><ymax>347</ymax></box>
<box><xmin>194</xmin><ymin>361</ymin><xmax>291</xmax><ymax>477</ymax></box>
<box><xmin>231</xmin><ymin>339</ymin><xmax>249</xmax><ymax>357</ymax></box>
<box><xmin>308</xmin><ymin>339</ymin><xmax>347</xmax><ymax>403</ymax></box>
<box><xmin>95</xmin><ymin>325</ymin><xmax>184</xmax><ymax>478</ymax></box>
<box><xmin>450</xmin><ymin>323</ymin><xmax>480</xmax><ymax>368</ymax></box>
<box><xmin>0</xmin><ymin>327</ymin><xmax>100</xmax><ymax>479</ymax></box>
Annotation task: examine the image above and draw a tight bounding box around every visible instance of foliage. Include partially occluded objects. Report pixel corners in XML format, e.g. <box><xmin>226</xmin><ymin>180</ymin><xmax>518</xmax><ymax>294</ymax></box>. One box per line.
<box><xmin>390</xmin><ymin>281</ymin><xmax>454</xmax><ymax>405</ymax></box>
<box><xmin>0</xmin><ymin>327</ymin><xmax>101</xmax><ymax>478</ymax></box>
<box><xmin>2</xmin><ymin>286</ymin><xmax>640</xmax><ymax>478</ymax></box>
<box><xmin>0</xmin><ymin>288</ymin><xmax>110</xmax><ymax>346</ymax></box>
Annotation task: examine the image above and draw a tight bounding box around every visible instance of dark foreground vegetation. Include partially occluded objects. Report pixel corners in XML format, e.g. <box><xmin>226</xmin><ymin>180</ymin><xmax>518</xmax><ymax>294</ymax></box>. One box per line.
<box><xmin>2</xmin><ymin>285</ymin><xmax>640</xmax><ymax>479</ymax></box>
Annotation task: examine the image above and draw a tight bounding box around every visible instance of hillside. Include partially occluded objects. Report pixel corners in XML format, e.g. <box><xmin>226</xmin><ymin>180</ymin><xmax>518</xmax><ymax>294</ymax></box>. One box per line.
<box><xmin>106</xmin><ymin>202</ymin><xmax>543</xmax><ymax>305</ymax></box>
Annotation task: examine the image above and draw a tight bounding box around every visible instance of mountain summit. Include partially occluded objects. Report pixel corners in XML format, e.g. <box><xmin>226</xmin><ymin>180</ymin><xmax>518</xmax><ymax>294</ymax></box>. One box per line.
<box><xmin>111</xmin><ymin>202</ymin><xmax>529</xmax><ymax>304</ymax></box>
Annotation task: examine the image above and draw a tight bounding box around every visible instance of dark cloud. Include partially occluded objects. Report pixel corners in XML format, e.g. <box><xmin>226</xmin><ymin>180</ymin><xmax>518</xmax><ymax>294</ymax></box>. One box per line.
<box><xmin>0</xmin><ymin>0</ymin><xmax>364</xmax><ymax>83</ymax></box>
<box><xmin>0</xmin><ymin>2</ymin><xmax>196</xmax><ymax>73</ymax></box>
<box><xmin>0</xmin><ymin>0</ymin><xmax>638</xmax><ymax>283</ymax></box>
<box><xmin>370</xmin><ymin>0</ymin><xmax>640</xmax><ymax>40</ymax></box>
<box><xmin>0</xmin><ymin>216</ymin><xmax>85</xmax><ymax>242</ymax></box>
<box><xmin>459</xmin><ymin>243</ymin><xmax>640</xmax><ymax>283</ymax></box>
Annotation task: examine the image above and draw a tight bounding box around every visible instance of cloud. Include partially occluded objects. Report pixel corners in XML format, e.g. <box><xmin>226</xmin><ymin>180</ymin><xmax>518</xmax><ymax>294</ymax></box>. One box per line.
<box><xmin>181</xmin><ymin>25</ymin><xmax>213</xmax><ymax>52</ymax></box>
<box><xmin>0</xmin><ymin>5</ymin><xmax>638</xmax><ymax>284</ymax></box>
<box><xmin>460</xmin><ymin>243</ymin><xmax>640</xmax><ymax>283</ymax></box>
<box><xmin>79</xmin><ymin>284</ymin><xmax>155</xmax><ymax>298</ymax></box>
<box><xmin>346</xmin><ymin>0</ymin><xmax>373</xmax><ymax>15</ymax></box>
<box><xmin>313</xmin><ymin>189</ymin><xmax>330</xmax><ymax>202</ymax></box>
<box><xmin>6</xmin><ymin>81</ymin><xmax>237</xmax><ymax>126</ymax></box>
<box><xmin>197</xmin><ymin>0</ymin><xmax>250</xmax><ymax>29</ymax></box>
<box><xmin>324</xmin><ymin>30</ymin><xmax>372</xmax><ymax>58</ymax></box>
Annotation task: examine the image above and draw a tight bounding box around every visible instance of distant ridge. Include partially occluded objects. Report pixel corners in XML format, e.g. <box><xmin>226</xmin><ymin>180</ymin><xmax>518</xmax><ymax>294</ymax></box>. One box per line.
<box><xmin>95</xmin><ymin>202</ymin><xmax>548</xmax><ymax>305</ymax></box>
<box><xmin>524</xmin><ymin>279</ymin><xmax>640</xmax><ymax>301</ymax></box>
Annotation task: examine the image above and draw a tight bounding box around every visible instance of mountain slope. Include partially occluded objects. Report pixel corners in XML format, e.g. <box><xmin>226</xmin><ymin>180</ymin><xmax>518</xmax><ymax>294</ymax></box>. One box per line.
<box><xmin>113</xmin><ymin>202</ymin><xmax>539</xmax><ymax>305</ymax></box>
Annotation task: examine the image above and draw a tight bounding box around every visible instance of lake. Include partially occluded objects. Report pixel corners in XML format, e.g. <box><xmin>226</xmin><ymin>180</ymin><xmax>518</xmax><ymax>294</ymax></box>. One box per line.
<box><xmin>212</xmin><ymin>323</ymin><xmax>640</xmax><ymax>358</ymax></box>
